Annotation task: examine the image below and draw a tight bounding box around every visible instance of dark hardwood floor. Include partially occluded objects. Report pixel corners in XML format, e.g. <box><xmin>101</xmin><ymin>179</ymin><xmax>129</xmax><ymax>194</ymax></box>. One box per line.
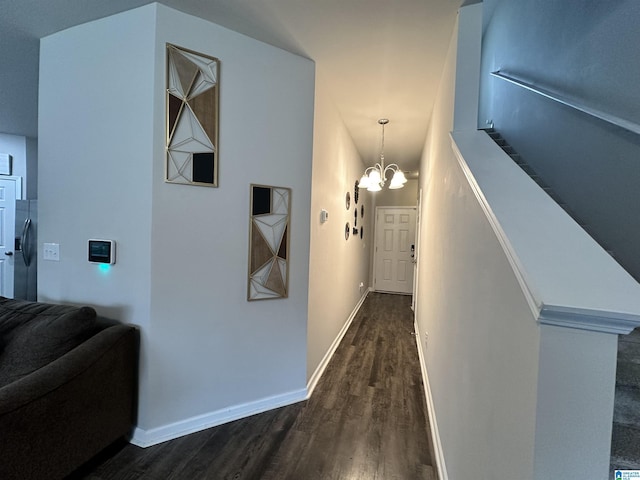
<box><xmin>69</xmin><ymin>292</ymin><xmax>436</xmax><ymax>480</ymax></box>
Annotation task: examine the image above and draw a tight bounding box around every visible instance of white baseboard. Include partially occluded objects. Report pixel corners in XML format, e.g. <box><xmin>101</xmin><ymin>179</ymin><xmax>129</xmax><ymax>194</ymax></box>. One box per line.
<box><xmin>414</xmin><ymin>321</ymin><xmax>448</xmax><ymax>480</ymax></box>
<box><xmin>306</xmin><ymin>289</ymin><xmax>369</xmax><ymax>398</ymax></box>
<box><xmin>130</xmin><ymin>387</ymin><xmax>307</xmax><ymax>448</ymax></box>
<box><xmin>131</xmin><ymin>290</ymin><xmax>371</xmax><ymax>449</ymax></box>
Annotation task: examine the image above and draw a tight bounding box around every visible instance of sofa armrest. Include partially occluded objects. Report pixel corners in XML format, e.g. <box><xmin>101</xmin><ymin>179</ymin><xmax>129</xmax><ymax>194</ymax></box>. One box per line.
<box><xmin>0</xmin><ymin>324</ymin><xmax>139</xmax><ymax>480</ymax></box>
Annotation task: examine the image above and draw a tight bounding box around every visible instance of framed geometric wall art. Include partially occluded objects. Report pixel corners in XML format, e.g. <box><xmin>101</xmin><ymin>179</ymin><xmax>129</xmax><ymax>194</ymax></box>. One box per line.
<box><xmin>248</xmin><ymin>185</ymin><xmax>291</xmax><ymax>301</ymax></box>
<box><xmin>166</xmin><ymin>43</ymin><xmax>220</xmax><ymax>186</ymax></box>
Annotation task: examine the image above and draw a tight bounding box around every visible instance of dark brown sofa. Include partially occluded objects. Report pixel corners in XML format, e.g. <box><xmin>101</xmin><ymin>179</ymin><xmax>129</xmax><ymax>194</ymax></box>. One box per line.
<box><xmin>0</xmin><ymin>297</ymin><xmax>138</xmax><ymax>480</ymax></box>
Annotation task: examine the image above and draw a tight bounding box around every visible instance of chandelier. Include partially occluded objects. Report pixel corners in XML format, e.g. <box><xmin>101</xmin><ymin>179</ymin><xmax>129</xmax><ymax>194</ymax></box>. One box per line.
<box><xmin>358</xmin><ymin>118</ymin><xmax>407</xmax><ymax>192</ymax></box>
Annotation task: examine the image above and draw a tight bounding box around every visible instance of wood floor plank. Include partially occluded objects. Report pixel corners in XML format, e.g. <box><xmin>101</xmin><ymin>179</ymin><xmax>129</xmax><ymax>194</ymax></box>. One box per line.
<box><xmin>69</xmin><ymin>293</ymin><xmax>435</xmax><ymax>480</ymax></box>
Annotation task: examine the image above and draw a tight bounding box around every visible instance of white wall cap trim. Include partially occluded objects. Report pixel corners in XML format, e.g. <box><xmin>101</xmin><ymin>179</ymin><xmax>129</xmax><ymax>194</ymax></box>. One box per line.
<box><xmin>451</xmin><ymin>129</ymin><xmax>640</xmax><ymax>335</ymax></box>
<box><xmin>539</xmin><ymin>304</ymin><xmax>640</xmax><ymax>335</ymax></box>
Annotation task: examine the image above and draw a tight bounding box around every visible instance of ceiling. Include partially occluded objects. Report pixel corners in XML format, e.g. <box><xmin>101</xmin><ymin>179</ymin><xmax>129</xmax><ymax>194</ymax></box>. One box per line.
<box><xmin>0</xmin><ymin>0</ymin><xmax>471</xmax><ymax>172</ymax></box>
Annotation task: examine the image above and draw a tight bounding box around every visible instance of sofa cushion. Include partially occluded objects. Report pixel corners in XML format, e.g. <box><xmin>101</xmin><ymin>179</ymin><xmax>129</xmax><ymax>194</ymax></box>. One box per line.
<box><xmin>0</xmin><ymin>298</ymin><xmax>101</xmax><ymax>388</ymax></box>
<box><xmin>0</xmin><ymin>297</ymin><xmax>86</xmax><ymax>333</ymax></box>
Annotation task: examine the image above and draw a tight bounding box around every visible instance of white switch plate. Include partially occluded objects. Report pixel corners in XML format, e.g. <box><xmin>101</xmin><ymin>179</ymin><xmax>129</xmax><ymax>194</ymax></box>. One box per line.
<box><xmin>43</xmin><ymin>243</ymin><xmax>60</xmax><ymax>261</ymax></box>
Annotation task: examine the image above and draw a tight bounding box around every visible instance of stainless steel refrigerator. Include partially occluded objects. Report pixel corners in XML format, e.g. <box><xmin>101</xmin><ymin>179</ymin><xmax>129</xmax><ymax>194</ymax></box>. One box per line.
<box><xmin>14</xmin><ymin>199</ymin><xmax>37</xmax><ymax>301</ymax></box>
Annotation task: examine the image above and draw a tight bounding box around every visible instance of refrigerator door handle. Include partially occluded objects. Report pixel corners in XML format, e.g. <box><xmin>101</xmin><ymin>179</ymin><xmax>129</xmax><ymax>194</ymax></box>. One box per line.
<box><xmin>21</xmin><ymin>218</ymin><xmax>31</xmax><ymax>267</ymax></box>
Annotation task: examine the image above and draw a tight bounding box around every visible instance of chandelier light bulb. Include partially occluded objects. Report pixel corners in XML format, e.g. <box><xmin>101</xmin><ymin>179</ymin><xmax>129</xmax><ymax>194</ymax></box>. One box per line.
<box><xmin>367</xmin><ymin>181</ymin><xmax>382</xmax><ymax>192</ymax></box>
<box><xmin>394</xmin><ymin>170</ymin><xmax>407</xmax><ymax>184</ymax></box>
<box><xmin>389</xmin><ymin>175</ymin><xmax>404</xmax><ymax>189</ymax></box>
<box><xmin>358</xmin><ymin>174</ymin><xmax>371</xmax><ymax>189</ymax></box>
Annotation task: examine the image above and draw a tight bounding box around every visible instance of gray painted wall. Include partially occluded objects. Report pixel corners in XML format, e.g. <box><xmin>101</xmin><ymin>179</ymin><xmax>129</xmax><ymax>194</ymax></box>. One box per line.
<box><xmin>479</xmin><ymin>0</ymin><xmax>640</xmax><ymax>281</ymax></box>
<box><xmin>307</xmin><ymin>75</ymin><xmax>373</xmax><ymax>383</ymax></box>
<box><xmin>417</xmin><ymin>8</ymin><xmax>539</xmax><ymax>476</ymax></box>
<box><xmin>416</xmin><ymin>5</ymin><xmax>621</xmax><ymax>476</ymax></box>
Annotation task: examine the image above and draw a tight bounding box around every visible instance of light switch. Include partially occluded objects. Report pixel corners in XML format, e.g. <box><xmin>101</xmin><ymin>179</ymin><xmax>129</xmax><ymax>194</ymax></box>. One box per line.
<box><xmin>43</xmin><ymin>243</ymin><xmax>60</xmax><ymax>261</ymax></box>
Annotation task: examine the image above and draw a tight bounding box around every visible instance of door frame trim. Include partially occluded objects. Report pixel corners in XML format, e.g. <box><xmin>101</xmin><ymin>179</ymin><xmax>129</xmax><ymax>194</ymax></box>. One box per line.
<box><xmin>0</xmin><ymin>176</ymin><xmax>20</xmax><ymax>299</ymax></box>
<box><xmin>412</xmin><ymin>189</ymin><xmax>422</xmax><ymax>312</ymax></box>
<box><xmin>1</xmin><ymin>176</ymin><xmax>22</xmax><ymax>200</ymax></box>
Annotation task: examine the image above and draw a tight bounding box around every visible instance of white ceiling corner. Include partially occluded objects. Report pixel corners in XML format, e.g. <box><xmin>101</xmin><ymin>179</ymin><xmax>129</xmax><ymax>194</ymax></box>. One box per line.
<box><xmin>0</xmin><ymin>0</ymin><xmax>464</xmax><ymax>172</ymax></box>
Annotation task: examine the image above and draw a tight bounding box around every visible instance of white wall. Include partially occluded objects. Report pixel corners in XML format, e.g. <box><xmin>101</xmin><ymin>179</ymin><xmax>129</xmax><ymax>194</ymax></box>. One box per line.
<box><xmin>417</xmin><ymin>5</ymin><xmax>621</xmax><ymax>478</ymax></box>
<box><xmin>416</xmin><ymin>7</ymin><xmax>539</xmax><ymax>478</ymax></box>
<box><xmin>39</xmin><ymin>3</ymin><xmax>315</xmax><ymax>443</ymax></box>
<box><xmin>39</xmin><ymin>6</ymin><xmax>155</xmax><ymax>319</ymax></box>
<box><xmin>39</xmin><ymin>4</ymin><xmax>157</xmax><ymax>431</ymax></box>
<box><xmin>372</xmin><ymin>178</ymin><xmax>418</xmax><ymax>207</ymax></box>
<box><xmin>453</xmin><ymin>3</ymin><xmax>481</xmax><ymax>132</ymax></box>
<box><xmin>306</xmin><ymin>70</ymin><xmax>372</xmax><ymax>383</ymax></box>
<box><xmin>147</xmin><ymin>4</ymin><xmax>314</xmax><ymax>433</ymax></box>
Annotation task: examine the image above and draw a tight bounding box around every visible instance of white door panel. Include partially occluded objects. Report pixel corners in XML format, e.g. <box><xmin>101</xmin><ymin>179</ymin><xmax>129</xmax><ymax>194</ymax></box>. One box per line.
<box><xmin>0</xmin><ymin>179</ymin><xmax>16</xmax><ymax>297</ymax></box>
<box><xmin>374</xmin><ymin>207</ymin><xmax>416</xmax><ymax>294</ymax></box>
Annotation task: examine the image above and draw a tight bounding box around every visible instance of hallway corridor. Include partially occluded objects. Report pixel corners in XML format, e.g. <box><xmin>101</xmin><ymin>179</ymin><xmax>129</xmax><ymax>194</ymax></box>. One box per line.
<box><xmin>70</xmin><ymin>293</ymin><xmax>436</xmax><ymax>479</ymax></box>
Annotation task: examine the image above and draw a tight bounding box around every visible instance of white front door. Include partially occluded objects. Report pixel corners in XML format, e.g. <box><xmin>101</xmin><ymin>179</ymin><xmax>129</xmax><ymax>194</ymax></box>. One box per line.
<box><xmin>374</xmin><ymin>207</ymin><xmax>416</xmax><ymax>294</ymax></box>
<box><xmin>0</xmin><ymin>179</ymin><xmax>16</xmax><ymax>297</ymax></box>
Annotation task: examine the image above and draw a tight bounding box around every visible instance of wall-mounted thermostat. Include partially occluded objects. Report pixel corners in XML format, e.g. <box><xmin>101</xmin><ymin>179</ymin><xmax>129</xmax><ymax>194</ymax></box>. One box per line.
<box><xmin>88</xmin><ymin>239</ymin><xmax>116</xmax><ymax>265</ymax></box>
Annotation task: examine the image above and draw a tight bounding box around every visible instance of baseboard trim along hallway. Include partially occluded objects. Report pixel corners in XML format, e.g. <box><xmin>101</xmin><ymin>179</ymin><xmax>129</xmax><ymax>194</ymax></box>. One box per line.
<box><xmin>74</xmin><ymin>292</ymin><xmax>436</xmax><ymax>479</ymax></box>
<box><xmin>132</xmin><ymin>289</ymin><xmax>372</xmax><ymax>449</ymax></box>
<box><xmin>130</xmin><ymin>388</ymin><xmax>308</xmax><ymax>448</ymax></box>
<box><xmin>306</xmin><ymin>288</ymin><xmax>370</xmax><ymax>398</ymax></box>
<box><xmin>415</xmin><ymin>320</ymin><xmax>448</xmax><ymax>480</ymax></box>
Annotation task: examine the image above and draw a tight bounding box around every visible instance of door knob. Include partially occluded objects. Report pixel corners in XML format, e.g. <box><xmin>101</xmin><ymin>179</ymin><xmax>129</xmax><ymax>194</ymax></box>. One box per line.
<box><xmin>4</xmin><ymin>252</ymin><xmax>13</xmax><ymax>256</ymax></box>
